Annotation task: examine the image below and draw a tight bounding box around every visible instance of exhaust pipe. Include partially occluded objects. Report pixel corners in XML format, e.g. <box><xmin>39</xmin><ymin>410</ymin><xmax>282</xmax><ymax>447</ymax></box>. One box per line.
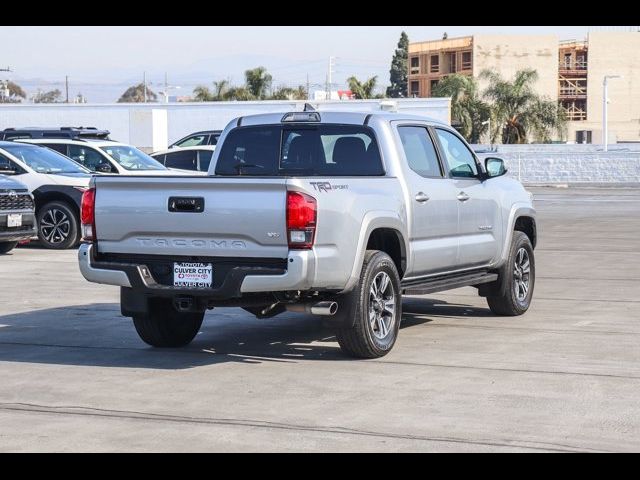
<box><xmin>285</xmin><ymin>301</ymin><xmax>338</xmax><ymax>316</ymax></box>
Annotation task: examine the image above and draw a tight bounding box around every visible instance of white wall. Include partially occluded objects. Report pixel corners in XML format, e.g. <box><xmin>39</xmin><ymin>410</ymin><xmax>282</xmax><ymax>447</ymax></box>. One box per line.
<box><xmin>0</xmin><ymin>98</ymin><xmax>451</xmax><ymax>150</ymax></box>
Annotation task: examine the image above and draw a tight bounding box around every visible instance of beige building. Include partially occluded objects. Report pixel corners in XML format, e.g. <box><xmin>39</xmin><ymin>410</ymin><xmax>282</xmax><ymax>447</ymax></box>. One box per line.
<box><xmin>408</xmin><ymin>32</ymin><xmax>640</xmax><ymax>144</ymax></box>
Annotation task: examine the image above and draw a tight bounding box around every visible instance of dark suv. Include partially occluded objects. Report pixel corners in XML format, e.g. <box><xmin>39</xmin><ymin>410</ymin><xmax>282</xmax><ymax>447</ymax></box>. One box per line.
<box><xmin>1</xmin><ymin>127</ymin><xmax>111</xmax><ymax>141</ymax></box>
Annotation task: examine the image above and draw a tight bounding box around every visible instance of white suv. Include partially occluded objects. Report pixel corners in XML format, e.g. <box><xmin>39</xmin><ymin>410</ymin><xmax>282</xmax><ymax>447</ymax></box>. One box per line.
<box><xmin>22</xmin><ymin>139</ymin><xmax>176</xmax><ymax>175</ymax></box>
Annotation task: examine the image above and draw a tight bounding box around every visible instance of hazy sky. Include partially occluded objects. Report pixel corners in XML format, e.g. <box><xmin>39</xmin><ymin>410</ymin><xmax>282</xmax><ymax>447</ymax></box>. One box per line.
<box><xmin>0</xmin><ymin>25</ymin><xmax>625</xmax><ymax>101</ymax></box>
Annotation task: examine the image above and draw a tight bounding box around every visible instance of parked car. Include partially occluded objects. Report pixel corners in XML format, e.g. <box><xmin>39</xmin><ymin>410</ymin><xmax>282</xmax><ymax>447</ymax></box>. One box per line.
<box><xmin>0</xmin><ymin>141</ymin><xmax>92</xmax><ymax>249</ymax></box>
<box><xmin>151</xmin><ymin>146</ymin><xmax>215</xmax><ymax>173</ymax></box>
<box><xmin>0</xmin><ymin>175</ymin><xmax>37</xmax><ymax>254</ymax></box>
<box><xmin>1</xmin><ymin>127</ymin><xmax>111</xmax><ymax>141</ymax></box>
<box><xmin>78</xmin><ymin>110</ymin><xmax>536</xmax><ymax>358</ymax></box>
<box><xmin>169</xmin><ymin>130</ymin><xmax>221</xmax><ymax>149</ymax></box>
<box><xmin>21</xmin><ymin>139</ymin><xmax>174</xmax><ymax>175</ymax></box>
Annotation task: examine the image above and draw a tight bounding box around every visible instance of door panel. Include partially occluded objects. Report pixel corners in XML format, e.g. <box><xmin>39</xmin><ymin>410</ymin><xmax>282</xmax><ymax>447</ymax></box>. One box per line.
<box><xmin>434</xmin><ymin>128</ymin><xmax>500</xmax><ymax>267</ymax></box>
<box><xmin>396</xmin><ymin>125</ymin><xmax>458</xmax><ymax>277</ymax></box>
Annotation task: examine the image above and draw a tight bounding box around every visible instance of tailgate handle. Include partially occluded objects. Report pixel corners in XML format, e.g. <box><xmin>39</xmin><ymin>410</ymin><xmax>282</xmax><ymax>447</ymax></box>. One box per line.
<box><xmin>168</xmin><ymin>197</ymin><xmax>205</xmax><ymax>213</ymax></box>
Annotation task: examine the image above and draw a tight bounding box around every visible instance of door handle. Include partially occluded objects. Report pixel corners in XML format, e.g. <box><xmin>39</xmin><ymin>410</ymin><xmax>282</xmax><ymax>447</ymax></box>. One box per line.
<box><xmin>415</xmin><ymin>192</ymin><xmax>430</xmax><ymax>203</ymax></box>
<box><xmin>457</xmin><ymin>191</ymin><xmax>470</xmax><ymax>202</ymax></box>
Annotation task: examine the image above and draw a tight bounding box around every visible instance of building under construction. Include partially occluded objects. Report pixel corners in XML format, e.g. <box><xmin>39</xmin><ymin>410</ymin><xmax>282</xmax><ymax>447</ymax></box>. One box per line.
<box><xmin>408</xmin><ymin>31</ymin><xmax>640</xmax><ymax>143</ymax></box>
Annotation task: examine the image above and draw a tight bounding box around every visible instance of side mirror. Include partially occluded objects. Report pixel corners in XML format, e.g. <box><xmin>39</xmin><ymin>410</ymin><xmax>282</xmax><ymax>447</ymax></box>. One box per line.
<box><xmin>484</xmin><ymin>157</ymin><xmax>507</xmax><ymax>178</ymax></box>
<box><xmin>96</xmin><ymin>162</ymin><xmax>114</xmax><ymax>173</ymax></box>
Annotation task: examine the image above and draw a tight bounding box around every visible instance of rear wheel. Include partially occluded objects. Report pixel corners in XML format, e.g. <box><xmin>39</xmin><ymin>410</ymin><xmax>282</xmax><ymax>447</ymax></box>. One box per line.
<box><xmin>37</xmin><ymin>201</ymin><xmax>79</xmax><ymax>249</ymax></box>
<box><xmin>133</xmin><ymin>298</ymin><xmax>204</xmax><ymax>347</ymax></box>
<box><xmin>336</xmin><ymin>250</ymin><xmax>401</xmax><ymax>359</ymax></box>
<box><xmin>487</xmin><ymin>231</ymin><xmax>535</xmax><ymax>316</ymax></box>
<box><xmin>0</xmin><ymin>242</ymin><xmax>18</xmax><ymax>254</ymax></box>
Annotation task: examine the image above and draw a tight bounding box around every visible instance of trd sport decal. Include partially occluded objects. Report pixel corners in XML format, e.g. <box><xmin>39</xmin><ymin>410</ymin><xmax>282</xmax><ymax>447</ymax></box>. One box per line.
<box><xmin>309</xmin><ymin>182</ymin><xmax>349</xmax><ymax>192</ymax></box>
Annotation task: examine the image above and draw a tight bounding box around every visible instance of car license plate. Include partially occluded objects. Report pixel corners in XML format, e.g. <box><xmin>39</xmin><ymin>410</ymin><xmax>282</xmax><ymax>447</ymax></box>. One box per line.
<box><xmin>7</xmin><ymin>214</ymin><xmax>22</xmax><ymax>228</ymax></box>
<box><xmin>173</xmin><ymin>262</ymin><xmax>213</xmax><ymax>288</ymax></box>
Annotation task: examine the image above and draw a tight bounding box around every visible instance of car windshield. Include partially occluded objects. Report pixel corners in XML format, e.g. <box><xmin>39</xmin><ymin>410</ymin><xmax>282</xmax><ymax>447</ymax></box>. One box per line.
<box><xmin>2</xmin><ymin>144</ymin><xmax>88</xmax><ymax>174</ymax></box>
<box><xmin>100</xmin><ymin>145</ymin><xmax>166</xmax><ymax>171</ymax></box>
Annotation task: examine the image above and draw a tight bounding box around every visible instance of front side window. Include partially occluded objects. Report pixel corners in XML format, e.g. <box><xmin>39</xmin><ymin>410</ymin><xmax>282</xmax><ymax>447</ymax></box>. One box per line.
<box><xmin>398</xmin><ymin>126</ymin><xmax>442</xmax><ymax>178</ymax></box>
<box><xmin>0</xmin><ymin>153</ymin><xmax>24</xmax><ymax>174</ymax></box>
<box><xmin>176</xmin><ymin>134</ymin><xmax>207</xmax><ymax>148</ymax></box>
<box><xmin>215</xmin><ymin>125</ymin><xmax>384</xmax><ymax>177</ymax></box>
<box><xmin>99</xmin><ymin>145</ymin><xmax>166</xmax><ymax>171</ymax></box>
<box><xmin>0</xmin><ymin>144</ymin><xmax>88</xmax><ymax>174</ymax></box>
<box><xmin>435</xmin><ymin>128</ymin><xmax>478</xmax><ymax>178</ymax></box>
<box><xmin>68</xmin><ymin>145</ymin><xmax>110</xmax><ymax>171</ymax></box>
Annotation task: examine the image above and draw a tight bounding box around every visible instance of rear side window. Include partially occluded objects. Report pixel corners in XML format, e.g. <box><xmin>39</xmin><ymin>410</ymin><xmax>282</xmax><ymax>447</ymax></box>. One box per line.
<box><xmin>398</xmin><ymin>126</ymin><xmax>442</xmax><ymax>178</ymax></box>
<box><xmin>42</xmin><ymin>144</ymin><xmax>68</xmax><ymax>155</ymax></box>
<box><xmin>208</xmin><ymin>134</ymin><xmax>220</xmax><ymax>146</ymax></box>
<box><xmin>164</xmin><ymin>150</ymin><xmax>198</xmax><ymax>170</ymax></box>
<box><xmin>198</xmin><ymin>150</ymin><xmax>214</xmax><ymax>171</ymax></box>
<box><xmin>215</xmin><ymin>125</ymin><xmax>384</xmax><ymax>176</ymax></box>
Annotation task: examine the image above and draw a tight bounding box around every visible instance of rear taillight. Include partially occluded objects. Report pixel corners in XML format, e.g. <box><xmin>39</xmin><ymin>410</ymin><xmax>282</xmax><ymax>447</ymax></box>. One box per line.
<box><xmin>286</xmin><ymin>191</ymin><xmax>317</xmax><ymax>250</ymax></box>
<box><xmin>81</xmin><ymin>187</ymin><xmax>96</xmax><ymax>242</ymax></box>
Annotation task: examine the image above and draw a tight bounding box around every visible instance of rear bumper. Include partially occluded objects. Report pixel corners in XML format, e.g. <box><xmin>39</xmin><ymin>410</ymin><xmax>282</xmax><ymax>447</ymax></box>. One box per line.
<box><xmin>77</xmin><ymin>243</ymin><xmax>315</xmax><ymax>296</ymax></box>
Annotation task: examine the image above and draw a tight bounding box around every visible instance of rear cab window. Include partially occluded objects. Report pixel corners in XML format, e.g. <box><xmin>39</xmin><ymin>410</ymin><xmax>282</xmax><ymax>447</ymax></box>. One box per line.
<box><xmin>215</xmin><ymin>125</ymin><xmax>384</xmax><ymax>176</ymax></box>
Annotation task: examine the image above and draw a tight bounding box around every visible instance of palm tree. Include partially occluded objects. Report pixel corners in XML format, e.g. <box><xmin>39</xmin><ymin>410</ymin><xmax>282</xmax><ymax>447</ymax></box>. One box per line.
<box><xmin>212</xmin><ymin>80</ymin><xmax>230</xmax><ymax>100</ymax></box>
<box><xmin>270</xmin><ymin>84</ymin><xmax>308</xmax><ymax>100</ymax></box>
<box><xmin>432</xmin><ymin>74</ymin><xmax>490</xmax><ymax>143</ymax></box>
<box><xmin>347</xmin><ymin>75</ymin><xmax>379</xmax><ymax>99</ymax></box>
<box><xmin>193</xmin><ymin>85</ymin><xmax>213</xmax><ymax>102</ymax></box>
<box><xmin>481</xmin><ymin>69</ymin><xmax>566</xmax><ymax>144</ymax></box>
<box><xmin>118</xmin><ymin>83</ymin><xmax>157</xmax><ymax>103</ymax></box>
<box><xmin>225</xmin><ymin>86</ymin><xmax>255</xmax><ymax>101</ymax></box>
<box><xmin>244</xmin><ymin>67</ymin><xmax>272</xmax><ymax>99</ymax></box>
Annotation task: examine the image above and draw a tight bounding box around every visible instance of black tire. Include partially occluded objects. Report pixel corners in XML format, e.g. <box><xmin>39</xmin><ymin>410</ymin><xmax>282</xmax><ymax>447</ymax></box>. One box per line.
<box><xmin>133</xmin><ymin>298</ymin><xmax>204</xmax><ymax>348</ymax></box>
<box><xmin>37</xmin><ymin>201</ymin><xmax>79</xmax><ymax>250</ymax></box>
<box><xmin>487</xmin><ymin>231</ymin><xmax>535</xmax><ymax>316</ymax></box>
<box><xmin>336</xmin><ymin>250</ymin><xmax>402</xmax><ymax>359</ymax></box>
<box><xmin>0</xmin><ymin>242</ymin><xmax>18</xmax><ymax>254</ymax></box>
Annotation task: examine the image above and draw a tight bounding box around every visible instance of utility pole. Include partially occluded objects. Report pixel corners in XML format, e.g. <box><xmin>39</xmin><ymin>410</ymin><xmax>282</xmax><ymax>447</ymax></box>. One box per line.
<box><xmin>326</xmin><ymin>56</ymin><xmax>335</xmax><ymax>100</ymax></box>
<box><xmin>65</xmin><ymin>75</ymin><xmax>69</xmax><ymax>103</ymax></box>
<box><xmin>143</xmin><ymin>71</ymin><xmax>147</xmax><ymax>103</ymax></box>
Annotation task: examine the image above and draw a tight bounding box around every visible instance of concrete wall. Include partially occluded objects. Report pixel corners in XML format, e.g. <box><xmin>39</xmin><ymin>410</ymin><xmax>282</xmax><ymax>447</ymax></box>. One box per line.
<box><xmin>0</xmin><ymin>98</ymin><xmax>451</xmax><ymax>151</ymax></box>
<box><xmin>473</xmin><ymin>34</ymin><xmax>559</xmax><ymax>101</ymax></box>
<box><xmin>474</xmin><ymin>147</ymin><xmax>640</xmax><ymax>184</ymax></box>
<box><xmin>566</xmin><ymin>32</ymin><xmax>640</xmax><ymax>144</ymax></box>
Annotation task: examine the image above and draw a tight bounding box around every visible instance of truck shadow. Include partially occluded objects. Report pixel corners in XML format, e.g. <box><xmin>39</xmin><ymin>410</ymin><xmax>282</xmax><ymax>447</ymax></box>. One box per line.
<box><xmin>0</xmin><ymin>298</ymin><xmax>486</xmax><ymax>369</ymax></box>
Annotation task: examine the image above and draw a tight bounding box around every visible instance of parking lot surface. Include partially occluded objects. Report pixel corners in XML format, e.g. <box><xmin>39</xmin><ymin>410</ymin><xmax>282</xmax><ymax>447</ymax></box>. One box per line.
<box><xmin>1</xmin><ymin>186</ymin><xmax>639</xmax><ymax>452</ymax></box>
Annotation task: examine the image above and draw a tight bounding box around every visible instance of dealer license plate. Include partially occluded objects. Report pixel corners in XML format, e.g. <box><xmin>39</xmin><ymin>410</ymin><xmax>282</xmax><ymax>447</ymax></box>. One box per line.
<box><xmin>173</xmin><ymin>262</ymin><xmax>213</xmax><ymax>288</ymax></box>
<box><xmin>7</xmin><ymin>214</ymin><xmax>22</xmax><ymax>228</ymax></box>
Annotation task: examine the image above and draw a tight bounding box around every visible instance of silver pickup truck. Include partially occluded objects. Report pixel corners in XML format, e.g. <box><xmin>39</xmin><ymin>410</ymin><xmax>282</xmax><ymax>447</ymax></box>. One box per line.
<box><xmin>78</xmin><ymin>110</ymin><xmax>536</xmax><ymax>358</ymax></box>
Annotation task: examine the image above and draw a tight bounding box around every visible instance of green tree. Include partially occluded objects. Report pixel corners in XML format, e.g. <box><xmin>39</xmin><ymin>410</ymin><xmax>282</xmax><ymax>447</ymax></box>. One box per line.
<box><xmin>481</xmin><ymin>69</ymin><xmax>566</xmax><ymax>144</ymax></box>
<box><xmin>270</xmin><ymin>84</ymin><xmax>308</xmax><ymax>100</ymax></box>
<box><xmin>432</xmin><ymin>74</ymin><xmax>490</xmax><ymax>143</ymax></box>
<box><xmin>386</xmin><ymin>31</ymin><xmax>409</xmax><ymax>98</ymax></box>
<box><xmin>244</xmin><ymin>66</ymin><xmax>272</xmax><ymax>99</ymax></box>
<box><xmin>117</xmin><ymin>83</ymin><xmax>157</xmax><ymax>103</ymax></box>
<box><xmin>33</xmin><ymin>89</ymin><xmax>63</xmax><ymax>103</ymax></box>
<box><xmin>225</xmin><ymin>86</ymin><xmax>255</xmax><ymax>101</ymax></box>
<box><xmin>193</xmin><ymin>85</ymin><xmax>213</xmax><ymax>101</ymax></box>
<box><xmin>347</xmin><ymin>75</ymin><xmax>379</xmax><ymax>99</ymax></box>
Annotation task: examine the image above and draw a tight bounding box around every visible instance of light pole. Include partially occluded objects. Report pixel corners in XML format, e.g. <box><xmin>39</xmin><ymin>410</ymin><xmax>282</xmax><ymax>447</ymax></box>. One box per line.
<box><xmin>603</xmin><ymin>74</ymin><xmax>622</xmax><ymax>151</ymax></box>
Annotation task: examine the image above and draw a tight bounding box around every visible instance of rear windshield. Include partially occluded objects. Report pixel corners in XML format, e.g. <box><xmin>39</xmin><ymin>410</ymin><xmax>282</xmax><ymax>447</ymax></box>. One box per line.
<box><xmin>215</xmin><ymin>125</ymin><xmax>384</xmax><ymax>176</ymax></box>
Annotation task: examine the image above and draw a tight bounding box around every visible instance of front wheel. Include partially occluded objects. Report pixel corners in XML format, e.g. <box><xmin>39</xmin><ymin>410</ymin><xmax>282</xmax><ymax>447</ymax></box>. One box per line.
<box><xmin>0</xmin><ymin>242</ymin><xmax>18</xmax><ymax>254</ymax></box>
<box><xmin>37</xmin><ymin>201</ymin><xmax>79</xmax><ymax>249</ymax></box>
<box><xmin>487</xmin><ymin>231</ymin><xmax>535</xmax><ymax>316</ymax></box>
<box><xmin>336</xmin><ymin>250</ymin><xmax>402</xmax><ymax>359</ymax></box>
<box><xmin>133</xmin><ymin>298</ymin><xmax>204</xmax><ymax>347</ymax></box>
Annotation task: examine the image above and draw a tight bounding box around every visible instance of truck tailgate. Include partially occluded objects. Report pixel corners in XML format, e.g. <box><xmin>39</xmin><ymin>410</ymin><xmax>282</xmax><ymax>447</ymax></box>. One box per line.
<box><xmin>94</xmin><ymin>177</ymin><xmax>289</xmax><ymax>258</ymax></box>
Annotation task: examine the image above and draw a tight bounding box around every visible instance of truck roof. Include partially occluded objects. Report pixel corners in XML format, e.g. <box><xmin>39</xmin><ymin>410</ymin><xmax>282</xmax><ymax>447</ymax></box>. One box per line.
<box><xmin>235</xmin><ymin>110</ymin><xmax>449</xmax><ymax>128</ymax></box>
